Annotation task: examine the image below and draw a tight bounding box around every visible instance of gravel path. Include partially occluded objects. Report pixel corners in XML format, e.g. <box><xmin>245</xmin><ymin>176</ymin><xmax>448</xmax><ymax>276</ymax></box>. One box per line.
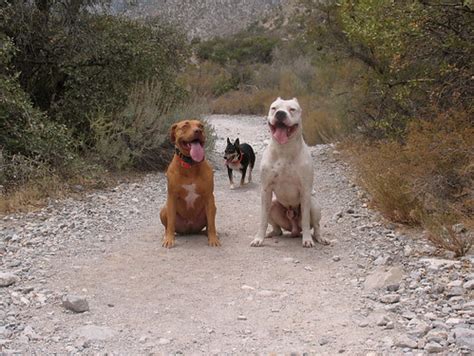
<box><xmin>1</xmin><ymin>115</ymin><xmax>473</xmax><ymax>355</ymax></box>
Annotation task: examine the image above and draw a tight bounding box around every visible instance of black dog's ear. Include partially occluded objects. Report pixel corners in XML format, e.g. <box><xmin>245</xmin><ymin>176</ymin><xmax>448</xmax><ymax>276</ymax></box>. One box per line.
<box><xmin>234</xmin><ymin>138</ymin><xmax>240</xmax><ymax>147</ymax></box>
<box><xmin>227</xmin><ymin>137</ymin><xmax>231</xmax><ymax>145</ymax></box>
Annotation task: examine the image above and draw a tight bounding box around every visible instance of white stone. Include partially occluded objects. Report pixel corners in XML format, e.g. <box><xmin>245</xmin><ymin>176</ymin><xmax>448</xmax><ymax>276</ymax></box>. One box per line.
<box><xmin>71</xmin><ymin>325</ymin><xmax>116</xmax><ymax>341</ymax></box>
<box><xmin>364</xmin><ymin>266</ymin><xmax>403</xmax><ymax>291</ymax></box>
<box><xmin>0</xmin><ymin>272</ymin><xmax>18</xmax><ymax>287</ymax></box>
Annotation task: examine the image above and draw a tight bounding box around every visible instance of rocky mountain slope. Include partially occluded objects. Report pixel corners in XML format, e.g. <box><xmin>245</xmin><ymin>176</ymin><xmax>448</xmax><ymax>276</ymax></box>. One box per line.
<box><xmin>111</xmin><ymin>0</ymin><xmax>289</xmax><ymax>38</ymax></box>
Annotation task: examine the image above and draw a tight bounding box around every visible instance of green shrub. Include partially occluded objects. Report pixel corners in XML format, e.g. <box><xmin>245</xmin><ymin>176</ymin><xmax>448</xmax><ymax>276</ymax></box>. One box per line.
<box><xmin>2</xmin><ymin>2</ymin><xmax>188</xmax><ymax>141</ymax></box>
<box><xmin>0</xmin><ymin>35</ymin><xmax>75</xmax><ymax>189</ymax></box>
<box><xmin>196</xmin><ymin>32</ymin><xmax>279</xmax><ymax>65</ymax></box>
<box><xmin>300</xmin><ymin>0</ymin><xmax>473</xmax><ymax>140</ymax></box>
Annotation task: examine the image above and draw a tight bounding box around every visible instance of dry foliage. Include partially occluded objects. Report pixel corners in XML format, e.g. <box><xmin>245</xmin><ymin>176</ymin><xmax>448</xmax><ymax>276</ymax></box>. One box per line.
<box><xmin>0</xmin><ymin>163</ymin><xmax>113</xmax><ymax>214</ymax></box>
<box><xmin>347</xmin><ymin>109</ymin><xmax>473</xmax><ymax>255</ymax></box>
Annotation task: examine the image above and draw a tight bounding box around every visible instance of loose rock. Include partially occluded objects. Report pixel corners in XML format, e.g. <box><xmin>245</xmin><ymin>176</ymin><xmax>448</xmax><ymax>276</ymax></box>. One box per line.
<box><xmin>0</xmin><ymin>272</ymin><xmax>18</xmax><ymax>287</ymax></box>
<box><xmin>62</xmin><ymin>295</ymin><xmax>89</xmax><ymax>313</ymax></box>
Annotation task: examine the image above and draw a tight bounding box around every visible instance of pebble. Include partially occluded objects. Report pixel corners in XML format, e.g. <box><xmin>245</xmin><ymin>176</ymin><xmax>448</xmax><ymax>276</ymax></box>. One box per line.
<box><xmin>395</xmin><ymin>336</ymin><xmax>418</xmax><ymax>349</ymax></box>
<box><xmin>318</xmin><ymin>338</ymin><xmax>329</xmax><ymax>346</ymax></box>
<box><xmin>463</xmin><ymin>279</ymin><xmax>474</xmax><ymax>290</ymax></box>
<box><xmin>453</xmin><ymin>328</ymin><xmax>474</xmax><ymax>350</ymax></box>
<box><xmin>407</xmin><ymin>319</ymin><xmax>430</xmax><ymax>338</ymax></box>
<box><xmin>447</xmin><ymin>287</ymin><xmax>464</xmax><ymax>298</ymax></box>
<box><xmin>424</xmin><ymin>341</ymin><xmax>443</xmax><ymax>353</ymax></box>
<box><xmin>332</xmin><ymin>255</ymin><xmax>341</xmax><ymax>262</ymax></box>
<box><xmin>364</xmin><ymin>266</ymin><xmax>403</xmax><ymax>291</ymax></box>
<box><xmin>237</xmin><ymin>315</ymin><xmax>247</xmax><ymax>320</ymax></box>
<box><xmin>0</xmin><ymin>272</ymin><xmax>18</xmax><ymax>287</ymax></box>
<box><xmin>376</xmin><ymin>315</ymin><xmax>390</xmax><ymax>326</ymax></box>
<box><xmin>62</xmin><ymin>295</ymin><xmax>89</xmax><ymax>313</ymax></box>
<box><xmin>379</xmin><ymin>293</ymin><xmax>400</xmax><ymax>304</ymax></box>
<box><xmin>158</xmin><ymin>338</ymin><xmax>171</xmax><ymax>345</ymax></box>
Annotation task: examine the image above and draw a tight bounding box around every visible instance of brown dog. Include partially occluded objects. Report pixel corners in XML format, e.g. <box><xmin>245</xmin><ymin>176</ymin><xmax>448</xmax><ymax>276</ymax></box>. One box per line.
<box><xmin>160</xmin><ymin>119</ymin><xmax>220</xmax><ymax>248</ymax></box>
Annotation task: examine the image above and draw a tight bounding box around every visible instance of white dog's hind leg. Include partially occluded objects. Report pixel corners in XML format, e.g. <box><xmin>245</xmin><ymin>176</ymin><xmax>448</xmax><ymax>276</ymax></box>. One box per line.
<box><xmin>300</xmin><ymin>194</ymin><xmax>314</xmax><ymax>248</ymax></box>
<box><xmin>251</xmin><ymin>188</ymin><xmax>272</xmax><ymax>246</ymax></box>
<box><xmin>266</xmin><ymin>200</ymin><xmax>284</xmax><ymax>237</ymax></box>
<box><xmin>310</xmin><ymin>200</ymin><xmax>330</xmax><ymax>245</ymax></box>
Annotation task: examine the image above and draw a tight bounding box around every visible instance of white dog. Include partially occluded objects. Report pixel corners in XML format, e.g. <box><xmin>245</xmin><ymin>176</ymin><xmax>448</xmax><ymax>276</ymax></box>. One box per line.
<box><xmin>251</xmin><ymin>97</ymin><xmax>329</xmax><ymax>248</ymax></box>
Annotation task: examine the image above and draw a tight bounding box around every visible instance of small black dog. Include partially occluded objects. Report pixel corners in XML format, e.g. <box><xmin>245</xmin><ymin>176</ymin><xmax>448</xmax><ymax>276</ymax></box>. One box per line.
<box><xmin>224</xmin><ymin>138</ymin><xmax>256</xmax><ymax>189</ymax></box>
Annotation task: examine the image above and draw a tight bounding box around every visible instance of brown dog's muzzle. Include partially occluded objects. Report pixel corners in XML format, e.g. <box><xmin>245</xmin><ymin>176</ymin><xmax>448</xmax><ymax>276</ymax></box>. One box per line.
<box><xmin>175</xmin><ymin>121</ymin><xmax>206</xmax><ymax>162</ymax></box>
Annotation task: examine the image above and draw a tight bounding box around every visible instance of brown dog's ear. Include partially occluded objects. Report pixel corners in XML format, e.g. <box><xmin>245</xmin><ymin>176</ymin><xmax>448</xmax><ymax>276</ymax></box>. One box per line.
<box><xmin>170</xmin><ymin>123</ymin><xmax>178</xmax><ymax>144</ymax></box>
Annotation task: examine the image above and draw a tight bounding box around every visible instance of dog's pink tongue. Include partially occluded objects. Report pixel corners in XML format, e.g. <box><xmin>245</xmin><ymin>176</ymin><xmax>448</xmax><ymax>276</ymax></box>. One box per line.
<box><xmin>273</xmin><ymin>127</ymin><xmax>289</xmax><ymax>144</ymax></box>
<box><xmin>190</xmin><ymin>142</ymin><xmax>205</xmax><ymax>162</ymax></box>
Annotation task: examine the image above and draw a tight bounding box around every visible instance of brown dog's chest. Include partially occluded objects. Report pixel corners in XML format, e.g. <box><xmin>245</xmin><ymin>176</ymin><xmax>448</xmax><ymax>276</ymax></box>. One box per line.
<box><xmin>167</xmin><ymin>159</ymin><xmax>214</xmax><ymax>214</ymax></box>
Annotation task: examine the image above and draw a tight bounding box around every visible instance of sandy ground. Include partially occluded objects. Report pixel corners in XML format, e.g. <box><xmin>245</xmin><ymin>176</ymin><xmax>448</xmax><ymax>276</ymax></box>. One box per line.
<box><xmin>1</xmin><ymin>115</ymin><xmax>472</xmax><ymax>355</ymax></box>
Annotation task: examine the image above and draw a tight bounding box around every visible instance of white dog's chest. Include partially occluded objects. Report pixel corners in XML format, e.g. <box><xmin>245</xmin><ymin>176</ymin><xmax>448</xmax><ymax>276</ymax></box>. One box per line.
<box><xmin>268</xmin><ymin>161</ymin><xmax>303</xmax><ymax>207</ymax></box>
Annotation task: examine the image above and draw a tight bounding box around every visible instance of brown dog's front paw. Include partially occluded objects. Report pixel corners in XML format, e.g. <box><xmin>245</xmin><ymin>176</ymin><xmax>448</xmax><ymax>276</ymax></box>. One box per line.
<box><xmin>208</xmin><ymin>236</ymin><xmax>221</xmax><ymax>247</ymax></box>
<box><xmin>162</xmin><ymin>236</ymin><xmax>175</xmax><ymax>248</ymax></box>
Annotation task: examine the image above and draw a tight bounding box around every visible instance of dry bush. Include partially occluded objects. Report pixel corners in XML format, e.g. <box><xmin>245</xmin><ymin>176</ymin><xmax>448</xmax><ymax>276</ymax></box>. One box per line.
<box><xmin>347</xmin><ymin>109</ymin><xmax>473</xmax><ymax>255</ymax></box>
<box><xmin>92</xmin><ymin>79</ymin><xmax>211</xmax><ymax>171</ymax></box>
<box><xmin>0</xmin><ymin>157</ymin><xmax>111</xmax><ymax>214</ymax></box>
<box><xmin>211</xmin><ymin>88</ymin><xmax>279</xmax><ymax>115</ymax></box>
<box><xmin>180</xmin><ymin>61</ymin><xmax>232</xmax><ymax>97</ymax></box>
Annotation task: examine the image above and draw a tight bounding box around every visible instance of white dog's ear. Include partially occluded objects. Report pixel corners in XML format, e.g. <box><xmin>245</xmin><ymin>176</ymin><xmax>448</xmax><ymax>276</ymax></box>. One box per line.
<box><xmin>292</xmin><ymin>97</ymin><xmax>299</xmax><ymax>104</ymax></box>
<box><xmin>277</xmin><ymin>96</ymin><xmax>281</xmax><ymax>100</ymax></box>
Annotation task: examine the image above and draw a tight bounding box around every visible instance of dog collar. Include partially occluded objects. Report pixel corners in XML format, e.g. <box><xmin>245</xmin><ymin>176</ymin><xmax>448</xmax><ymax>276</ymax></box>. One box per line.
<box><xmin>227</xmin><ymin>152</ymin><xmax>244</xmax><ymax>165</ymax></box>
<box><xmin>175</xmin><ymin>147</ymin><xmax>201</xmax><ymax>169</ymax></box>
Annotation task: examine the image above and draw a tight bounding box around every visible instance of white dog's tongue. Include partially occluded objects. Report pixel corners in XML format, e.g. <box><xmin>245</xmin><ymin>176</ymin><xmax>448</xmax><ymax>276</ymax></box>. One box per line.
<box><xmin>190</xmin><ymin>142</ymin><xmax>205</xmax><ymax>162</ymax></box>
<box><xmin>273</xmin><ymin>127</ymin><xmax>289</xmax><ymax>144</ymax></box>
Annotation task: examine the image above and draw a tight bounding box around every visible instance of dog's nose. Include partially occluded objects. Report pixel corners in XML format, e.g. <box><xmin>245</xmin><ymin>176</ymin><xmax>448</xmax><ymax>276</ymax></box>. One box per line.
<box><xmin>194</xmin><ymin>128</ymin><xmax>202</xmax><ymax>134</ymax></box>
<box><xmin>275</xmin><ymin>110</ymin><xmax>287</xmax><ymax>122</ymax></box>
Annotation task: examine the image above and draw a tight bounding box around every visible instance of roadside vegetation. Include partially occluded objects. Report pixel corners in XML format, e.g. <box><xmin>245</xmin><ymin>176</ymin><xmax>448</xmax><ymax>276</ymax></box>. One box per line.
<box><xmin>181</xmin><ymin>0</ymin><xmax>473</xmax><ymax>254</ymax></box>
<box><xmin>0</xmin><ymin>0</ymin><xmax>208</xmax><ymax>212</ymax></box>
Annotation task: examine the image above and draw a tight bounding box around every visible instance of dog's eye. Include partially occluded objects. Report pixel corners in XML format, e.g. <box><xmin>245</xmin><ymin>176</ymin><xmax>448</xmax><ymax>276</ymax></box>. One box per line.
<box><xmin>289</xmin><ymin>108</ymin><xmax>296</xmax><ymax>112</ymax></box>
<box><xmin>271</xmin><ymin>107</ymin><xmax>276</xmax><ymax>111</ymax></box>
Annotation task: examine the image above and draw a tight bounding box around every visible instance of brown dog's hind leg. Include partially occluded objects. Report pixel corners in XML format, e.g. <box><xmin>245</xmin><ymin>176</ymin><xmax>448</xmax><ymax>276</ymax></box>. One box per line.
<box><xmin>160</xmin><ymin>206</ymin><xmax>167</xmax><ymax>227</ymax></box>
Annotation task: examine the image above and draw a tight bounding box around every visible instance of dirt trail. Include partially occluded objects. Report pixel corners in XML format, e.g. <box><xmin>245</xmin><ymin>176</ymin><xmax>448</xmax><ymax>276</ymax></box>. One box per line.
<box><xmin>1</xmin><ymin>115</ymin><xmax>473</xmax><ymax>355</ymax></box>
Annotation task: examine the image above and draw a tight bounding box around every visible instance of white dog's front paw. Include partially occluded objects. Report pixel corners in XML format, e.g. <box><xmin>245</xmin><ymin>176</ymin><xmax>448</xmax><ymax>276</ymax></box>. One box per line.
<box><xmin>313</xmin><ymin>228</ymin><xmax>330</xmax><ymax>245</ymax></box>
<box><xmin>314</xmin><ymin>234</ymin><xmax>330</xmax><ymax>245</ymax></box>
<box><xmin>302</xmin><ymin>234</ymin><xmax>315</xmax><ymax>248</ymax></box>
<box><xmin>250</xmin><ymin>236</ymin><xmax>264</xmax><ymax>247</ymax></box>
<box><xmin>230</xmin><ymin>183</ymin><xmax>235</xmax><ymax>190</ymax></box>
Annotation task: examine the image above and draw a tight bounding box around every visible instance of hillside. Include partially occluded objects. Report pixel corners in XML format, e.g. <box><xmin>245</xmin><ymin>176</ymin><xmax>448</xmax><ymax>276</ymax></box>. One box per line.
<box><xmin>111</xmin><ymin>0</ymin><xmax>289</xmax><ymax>39</ymax></box>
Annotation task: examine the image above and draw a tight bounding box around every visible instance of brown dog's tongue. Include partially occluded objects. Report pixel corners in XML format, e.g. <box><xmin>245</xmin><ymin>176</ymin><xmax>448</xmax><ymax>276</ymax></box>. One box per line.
<box><xmin>273</xmin><ymin>127</ymin><xmax>289</xmax><ymax>144</ymax></box>
<box><xmin>190</xmin><ymin>142</ymin><xmax>204</xmax><ymax>162</ymax></box>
